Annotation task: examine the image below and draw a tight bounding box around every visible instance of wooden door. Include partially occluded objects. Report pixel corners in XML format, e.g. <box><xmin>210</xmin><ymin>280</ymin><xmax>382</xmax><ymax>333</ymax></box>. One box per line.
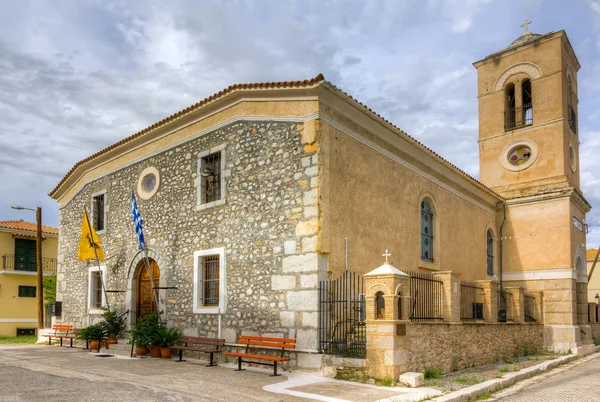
<box><xmin>136</xmin><ymin>260</ymin><xmax>160</xmax><ymax>319</ymax></box>
<box><xmin>15</xmin><ymin>238</ymin><xmax>37</xmax><ymax>271</ymax></box>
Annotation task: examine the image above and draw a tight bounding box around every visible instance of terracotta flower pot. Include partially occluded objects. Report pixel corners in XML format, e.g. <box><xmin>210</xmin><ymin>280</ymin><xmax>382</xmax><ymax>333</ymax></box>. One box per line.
<box><xmin>149</xmin><ymin>346</ymin><xmax>161</xmax><ymax>358</ymax></box>
<box><xmin>135</xmin><ymin>346</ymin><xmax>148</xmax><ymax>357</ymax></box>
<box><xmin>89</xmin><ymin>340</ymin><xmax>101</xmax><ymax>352</ymax></box>
<box><xmin>105</xmin><ymin>338</ymin><xmax>118</xmax><ymax>349</ymax></box>
<box><xmin>160</xmin><ymin>347</ymin><xmax>172</xmax><ymax>359</ymax></box>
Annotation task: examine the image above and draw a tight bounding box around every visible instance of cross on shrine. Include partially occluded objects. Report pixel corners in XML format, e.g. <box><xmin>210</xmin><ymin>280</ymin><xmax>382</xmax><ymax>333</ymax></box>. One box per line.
<box><xmin>521</xmin><ymin>19</ymin><xmax>532</xmax><ymax>33</ymax></box>
<box><xmin>382</xmin><ymin>249</ymin><xmax>391</xmax><ymax>263</ymax></box>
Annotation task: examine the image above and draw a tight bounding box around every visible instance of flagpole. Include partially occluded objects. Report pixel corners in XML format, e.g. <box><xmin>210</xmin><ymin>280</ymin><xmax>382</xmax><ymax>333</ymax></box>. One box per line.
<box><xmin>84</xmin><ymin>207</ymin><xmax>110</xmax><ymax>312</ymax></box>
<box><xmin>131</xmin><ymin>192</ymin><xmax>160</xmax><ymax>318</ymax></box>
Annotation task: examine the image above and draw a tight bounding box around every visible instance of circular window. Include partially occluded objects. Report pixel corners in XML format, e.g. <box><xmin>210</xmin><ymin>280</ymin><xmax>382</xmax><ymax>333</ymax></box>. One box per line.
<box><xmin>499</xmin><ymin>140</ymin><xmax>539</xmax><ymax>172</ymax></box>
<box><xmin>569</xmin><ymin>144</ymin><xmax>577</xmax><ymax>172</ymax></box>
<box><xmin>508</xmin><ymin>146</ymin><xmax>532</xmax><ymax>166</ymax></box>
<box><xmin>137</xmin><ymin>166</ymin><xmax>160</xmax><ymax>200</ymax></box>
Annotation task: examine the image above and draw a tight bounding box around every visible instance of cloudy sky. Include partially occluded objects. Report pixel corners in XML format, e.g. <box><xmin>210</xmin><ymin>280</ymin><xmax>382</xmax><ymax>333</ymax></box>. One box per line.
<box><xmin>1</xmin><ymin>0</ymin><xmax>599</xmax><ymax>246</ymax></box>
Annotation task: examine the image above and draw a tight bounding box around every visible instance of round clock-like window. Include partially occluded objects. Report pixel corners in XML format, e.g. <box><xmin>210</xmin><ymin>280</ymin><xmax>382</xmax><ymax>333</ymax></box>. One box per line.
<box><xmin>137</xmin><ymin>166</ymin><xmax>160</xmax><ymax>200</ymax></box>
<box><xmin>507</xmin><ymin>146</ymin><xmax>532</xmax><ymax>166</ymax></box>
<box><xmin>499</xmin><ymin>140</ymin><xmax>539</xmax><ymax>172</ymax></box>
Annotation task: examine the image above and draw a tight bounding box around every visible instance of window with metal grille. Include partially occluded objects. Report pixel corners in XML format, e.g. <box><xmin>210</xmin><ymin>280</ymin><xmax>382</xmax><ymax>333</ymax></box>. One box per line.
<box><xmin>203</xmin><ymin>255</ymin><xmax>219</xmax><ymax>306</ymax></box>
<box><xmin>421</xmin><ymin>200</ymin><xmax>434</xmax><ymax>262</ymax></box>
<box><xmin>487</xmin><ymin>230</ymin><xmax>494</xmax><ymax>276</ymax></box>
<box><xmin>18</xmin><ymin>286</ymin><xmax>36</xmax><ymax>298</ymax></box>
<box><xmin>90</xmin><ymin>271</ymin><xmax>103</xmax><ymax>308</ymax></box>
<box><xmin>92</xmin><ymin>193</ymin><xmax>105</xmax><ymax>231</ymax></box>
<box><xmin>201</xmin><ymin>153</ymin><xmax>221</xmax><ymax>204</ymax></box>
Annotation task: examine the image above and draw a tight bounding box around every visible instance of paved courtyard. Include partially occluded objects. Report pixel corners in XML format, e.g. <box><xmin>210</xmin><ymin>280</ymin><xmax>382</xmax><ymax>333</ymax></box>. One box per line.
<box><xmin>0</xmin><ymin>345</ymin><xmax>437</xmax><ymax>402</ymax></box>
<box><xmin>490</xmin><ymin>353</ymin><xmax>600</xmax><ymax>401</ymax></box>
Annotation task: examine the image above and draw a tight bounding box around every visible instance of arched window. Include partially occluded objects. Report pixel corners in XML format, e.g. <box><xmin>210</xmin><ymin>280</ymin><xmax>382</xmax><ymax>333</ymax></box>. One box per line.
<box><xmin>486</xmin><ymin>230</ymin><xmax>494</xmax><ymax>276</ymax></box>
<box><xmin>567</xmin><ymin>78</ymin><xmax>577</xmax><ymax>134</ymax></box>
<box><xmin>421</xmin><ymin>200</ymin><xmax>434</xmax><ymax>261</ymax></box>
<box><xmin>375</xmin><ymin>292</ymin><xmax>385</xmax><ymax>319</ymax></box>
<box><xmin>397</xmin><ymin>293</ymin><xmax>403</xmax><ymax>320</ymax></box>
<box><xmin>505</xmin><ymin>83</ymin><xmax>516</xmax><ymax>129</ymax></box>
<box><xmin>522</xmin><ymin>79</ymin><xmax>532</xmax><ymax>126</ymax></box>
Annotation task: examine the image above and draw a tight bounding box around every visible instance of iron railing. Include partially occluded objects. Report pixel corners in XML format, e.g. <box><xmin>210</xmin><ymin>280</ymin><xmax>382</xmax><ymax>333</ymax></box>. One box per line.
<box><xmin>505</xmin><ymin>103</ymin><xmax>533</xmax><ymax>130</ymax></box>
<box><xmin>524</xmin><ymin>295</ymin><xmax>536</xmax><ymax>322</ymax></box>
<box><xmin>319</xmin><ymin>272</ymin><xmax>366</xmax><ymax>358</ymax></box>
<box><xmin>568</xmin><ymin>105</ymin><xmax>577</xmax><ymax>134</ymax></box>
<box><xmin>498</xmin><ymin>290</ymin><xmax>514</xmax><ymax>322</ymax></box>
<box><xmin>1</xmin><ymin>254</ymin><xmax>57</xmax><ymax>273</ymax></box>
<box><xmin>409</xmin><ymin>271</ymin><xmax>444</xmax><ymax>322</ymax></box>
<box><xmin>460</xmin><ymin>282</ymin><xmax>484</xmax><ymax>321</ymax></box>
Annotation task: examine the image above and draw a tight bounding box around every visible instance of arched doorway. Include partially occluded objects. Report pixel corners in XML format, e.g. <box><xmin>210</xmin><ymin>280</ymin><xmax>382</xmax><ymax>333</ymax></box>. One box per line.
<box><xmin>136</xmin><ymin>259</ymin><xmax>160</xmax><ymax>320</ymax></box>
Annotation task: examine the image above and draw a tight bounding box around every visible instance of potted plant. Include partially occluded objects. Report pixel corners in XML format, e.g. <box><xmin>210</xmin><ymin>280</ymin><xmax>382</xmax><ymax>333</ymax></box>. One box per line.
<box><xmin>128</xmin><ymin>311</ymin><xmax>163</xmax><ymax>357</ymax></box>
<box><xmin>154</xmin><ymin>327</ymin><xmax>181</xmax><ymax>359</ymax></box>
<box><xmin>100</xmin><ymin>309</ymin><xmax>127</xmax><ymax>349</ymax></box>
<box><xmin>85</xmin><ymin>323</ymin><xmax>106</xmax><ymax>352</ymax></box>
<box><xmin>76</xmin><ymin>326</ymin><xmax>91</xmax><ymax>349</ymax></box>
<box><xmin>145</xmin><ymin>312</ymin><xmax>165</xmax><ymax>358</ymax></box>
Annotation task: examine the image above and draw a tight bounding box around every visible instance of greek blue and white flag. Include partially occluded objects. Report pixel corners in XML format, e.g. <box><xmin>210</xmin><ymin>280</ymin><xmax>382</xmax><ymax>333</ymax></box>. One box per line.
<box><xmin>131</xmin><ymin>192</ymin><xmax>146</xmax><ymax>250</ymax></box>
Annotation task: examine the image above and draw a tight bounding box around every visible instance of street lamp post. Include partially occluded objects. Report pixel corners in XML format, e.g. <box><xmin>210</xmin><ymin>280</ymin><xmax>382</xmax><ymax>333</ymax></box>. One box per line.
<box><xmin>11</xmin><ymin>205</ymin><xmax>44</xmax><ymax>332</ymax></box>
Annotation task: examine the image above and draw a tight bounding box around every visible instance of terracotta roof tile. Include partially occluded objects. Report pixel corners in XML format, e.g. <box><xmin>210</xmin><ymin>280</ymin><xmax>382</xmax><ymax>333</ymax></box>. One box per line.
<box><xmin>0</xmin><ymin>220</ymin><xmax>58</xmax><ymax>236</ymax></box>
<box><xmin>588</xmin><ymin>248</ymin><xmax>599</xmax><ymax>260</ymax></box>
<box><xmin>50</xmin><ymin>73</ymin><xmax>500</xmax><ymax>200</ymax></box>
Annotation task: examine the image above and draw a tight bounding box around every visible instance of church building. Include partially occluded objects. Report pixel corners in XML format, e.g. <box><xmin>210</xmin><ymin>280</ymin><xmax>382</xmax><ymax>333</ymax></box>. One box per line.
<box><xmin>51</xmin><ymin>26</ymin><xmax>594</xmax><ymax>372</ymax></box>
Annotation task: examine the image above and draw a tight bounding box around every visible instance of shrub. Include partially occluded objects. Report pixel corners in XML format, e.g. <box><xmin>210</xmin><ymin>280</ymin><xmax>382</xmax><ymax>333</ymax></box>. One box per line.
<box><xmin>100</xmin><ymin>309</ymin><xmax>127</xmax><ymax>339</ymax></box>
<box><xmin>424</xmin><ymin>368</ymin><xmax>443</xmax><ymax>379</ymax></box>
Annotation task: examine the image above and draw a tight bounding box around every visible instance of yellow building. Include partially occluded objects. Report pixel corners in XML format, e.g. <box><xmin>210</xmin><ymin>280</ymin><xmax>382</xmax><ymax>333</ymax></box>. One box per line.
<box><xmin>0</xmin><ymin>220</ymin><xmax>58</xmax><ymax>337</ymax></box>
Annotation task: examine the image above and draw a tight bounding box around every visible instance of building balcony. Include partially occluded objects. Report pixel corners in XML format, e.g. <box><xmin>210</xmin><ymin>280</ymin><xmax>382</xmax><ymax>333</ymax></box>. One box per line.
<box><xmin>504</xmin><ymin>103</ymin><xmax>533</xmax><ymax>130</ymax></box>
<box><xmin>1</xmin><ymin>254</ymin><xmax>57</xmax><ymax>274</ymax></box>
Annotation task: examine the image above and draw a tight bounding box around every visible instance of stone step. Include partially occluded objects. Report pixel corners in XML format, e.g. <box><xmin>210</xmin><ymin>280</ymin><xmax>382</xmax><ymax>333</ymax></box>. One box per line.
<box><xmin>101</xmin><ymin>341</ymin><xmax>134</xmax><ymax>357</ymax></box>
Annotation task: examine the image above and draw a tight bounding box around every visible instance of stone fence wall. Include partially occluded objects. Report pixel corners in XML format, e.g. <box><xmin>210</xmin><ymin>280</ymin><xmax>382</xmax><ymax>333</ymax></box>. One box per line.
<box><xmin>402</xmin><ymin>323</ymin><xmax>544</xmax><ymax>373</ymax></box>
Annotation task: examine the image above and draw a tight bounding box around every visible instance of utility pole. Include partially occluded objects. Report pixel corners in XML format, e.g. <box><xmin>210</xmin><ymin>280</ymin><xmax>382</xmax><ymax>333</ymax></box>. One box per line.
<box><xmin>36</xmin><ymin>207</ymin><xmax>44</xmax><ymax>330</ymax></box>
<box><xmin>11</xmin><ymin>205</ymin><xmax>44</xmax><ymax>332</ymax></box>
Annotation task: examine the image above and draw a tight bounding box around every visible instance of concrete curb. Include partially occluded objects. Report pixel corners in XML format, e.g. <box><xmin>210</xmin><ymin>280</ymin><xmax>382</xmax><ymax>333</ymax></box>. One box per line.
<box><xmin>431</xmin><ymin>347</ymin><xmax>600</xmax><ymax>402</ymax></box>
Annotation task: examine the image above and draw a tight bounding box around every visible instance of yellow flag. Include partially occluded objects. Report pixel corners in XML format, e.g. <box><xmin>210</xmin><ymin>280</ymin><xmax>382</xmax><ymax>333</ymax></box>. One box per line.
<box><xmin>78</xmin><ymin>210</ymin><xmax>105</xmax><ymax>261</ymax></box>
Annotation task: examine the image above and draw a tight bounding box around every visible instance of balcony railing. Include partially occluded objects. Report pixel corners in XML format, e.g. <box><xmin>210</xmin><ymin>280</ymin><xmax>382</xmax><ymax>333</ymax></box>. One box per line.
<box><xmin>1</xmin><ymin>254</ymin><xmax>57</xmax><ymax>273</ymax></box>
<box><xmin>505</xmin><ymin>103</ymin><xmax>533</xmax><ymax>130</ymax></box>
<box><xmin>568</xmin><ymin>105</ymin><xmax>577</xmax><ymax>134</ymax></box>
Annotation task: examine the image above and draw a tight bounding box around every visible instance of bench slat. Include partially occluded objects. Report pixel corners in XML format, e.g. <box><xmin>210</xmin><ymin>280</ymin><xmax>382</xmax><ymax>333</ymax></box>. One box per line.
<box><xmin>171</xmin><ymin>346</ymin><xmax>223</xmax><ymax>352</ymax></box>
<box><xmin>224</xmin><ymin>352</ymin><xmax>290</xmax><ymax>362</ymax></box>
<box><xmin>239</xmin><ymin>340</ymin><xmax>296</xmax><ymax>349</ymax></box>
<box><xmin>239</xmin><ymin>336</ymin><xmax>296</xmax><ymax>343</ymax></box>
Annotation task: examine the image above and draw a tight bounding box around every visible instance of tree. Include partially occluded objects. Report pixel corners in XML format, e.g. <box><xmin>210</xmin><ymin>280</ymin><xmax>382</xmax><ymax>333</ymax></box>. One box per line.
<box><xmin>43</xmin><ymin>273</ymin><xmax>56</xmax><ymax>307</ymax></box>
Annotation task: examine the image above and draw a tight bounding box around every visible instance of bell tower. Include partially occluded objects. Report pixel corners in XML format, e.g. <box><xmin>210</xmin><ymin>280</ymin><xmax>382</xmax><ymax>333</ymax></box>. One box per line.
<box><xmin>474</xmin><ymin>25</ymin><xmax>593</xmax><ymax>354</ymax></box>
<box><xmin>474</xmin><ymin>25</ymin><xmax>581</xmax><ymax>196</ymax></box>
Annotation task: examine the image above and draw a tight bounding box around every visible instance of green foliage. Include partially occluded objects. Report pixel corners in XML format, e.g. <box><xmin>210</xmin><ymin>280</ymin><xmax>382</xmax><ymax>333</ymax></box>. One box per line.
<box><xmin>424</xmin><ymin>368</ymin><xmax>443</xmax><ymax>379</ymax></box>
<box><xmin>455</xmin><ymin>376</ymin><xmax>481</xmax><ymax>386</ymax></box>
<box><xmin>153</xmin><ymin>327</ymin><xmax>181</xmax><ymax>347</ymax></box>
<box><xmin>593</xmin><ymin>338</ymin><xmax>600</xmax><ymax>346</ymax></box>
<box><xmin>567</xmin><ymin>348</ymin><xmax>572</xmax><ymax>355</ymax></box>
<box><xmin>0</xmin><ymin>336</ymin><xmax>37</xmax><ymax>344</ymax></box>
<box><xmin>127</xmin><ymin>311</ymin><xmax>164</xmax><ymax>347</ymax></box>
<box><xmin>476</xmin><ymin>393</ymin><xmax>492</xmax><ymax>400</ymax></box>
<box><xmin>375</xmin><ymin>378</ymin><xmax>394</xmax><ymax>387</ymax></box>
<box><xmin>498</xmin><ymin>367</ymin><xmax>509</xmax><ymax>373</ymax></box>
<box><xmin>43</xmin><ymin>274</ymin><xmax>56</xmax><ymax>307</ymax></box>
<box><xmin>78</xmin><ymin>323</ymin><xmax>105</xmax><ymax>340</ymax></box>
<box><xmin>100</xmin><ymin>309</ymin><xmax>127</xmax><ymax>339</ymax></box>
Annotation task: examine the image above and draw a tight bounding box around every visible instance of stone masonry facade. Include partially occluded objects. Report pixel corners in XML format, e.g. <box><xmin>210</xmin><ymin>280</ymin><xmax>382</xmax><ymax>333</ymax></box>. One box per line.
<box><xmin>56</xmin><ymin>120</ymin><xmax>324</xmax><ymax>368</ymax></box>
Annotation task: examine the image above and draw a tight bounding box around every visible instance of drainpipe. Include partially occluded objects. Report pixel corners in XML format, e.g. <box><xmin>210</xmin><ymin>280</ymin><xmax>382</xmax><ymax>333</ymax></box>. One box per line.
<box><xmin>499</xmin><ymin>201</ymin><xmax>507</xmax><ymax>293</ymax></box>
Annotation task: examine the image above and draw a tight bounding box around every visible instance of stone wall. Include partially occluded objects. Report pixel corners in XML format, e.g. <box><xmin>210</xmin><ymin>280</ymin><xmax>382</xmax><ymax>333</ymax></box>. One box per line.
<box><xmin>402</xmin><ymin>323</ymin><xmax>544</xmax><ymax>373</ymax></box>
<box><xmin>591</xmin><ymin>323</ymin><xmax>600</xmax><ymax>339</ymax></box>
<box><xmin>56</xmin><ymin>120</ymin><xmax>325</xmax><ymax>366</ymax></box>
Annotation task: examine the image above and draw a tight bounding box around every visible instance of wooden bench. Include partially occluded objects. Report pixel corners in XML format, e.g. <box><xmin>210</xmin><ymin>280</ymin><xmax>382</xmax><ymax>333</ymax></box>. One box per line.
<box><xmin>170</xmin><ymin>336</ymin><xmax>225</xmax><ymax>366</ymax></box>
<box><xmin>42</xmin><ymin>324</ymin><xmax>77</xmax><ymax>347</ymax></box>
<box><xmin>224</xmin><ymin>335</ymin><xmax>296</xmax><ymax>376</ymax></box>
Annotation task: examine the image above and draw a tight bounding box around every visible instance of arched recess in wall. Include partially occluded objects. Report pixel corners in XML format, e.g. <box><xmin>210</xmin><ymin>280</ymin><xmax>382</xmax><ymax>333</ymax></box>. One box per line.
<box><xmin>486</xmin><ymin>227</ymin><xmax>496</xmax><ymax>277</ymax></box>
<box><xmin>494</xmin><ymin>62</ymin><xmax>543</xmax><ymax>92</ymax></box>
<box><xmin>575</xmin><ymin>245</ymin><xmax>587</xmax><ymax>283</ymax></box>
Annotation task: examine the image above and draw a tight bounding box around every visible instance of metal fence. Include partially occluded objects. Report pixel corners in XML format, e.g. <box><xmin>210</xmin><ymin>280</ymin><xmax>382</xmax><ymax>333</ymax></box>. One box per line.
<box><xmin>318</xmin><ymin>272</ymin><xmax>366</xmax><ymax>358</ymax></box>
<box><xmin>409</xmin><ymin>271</ymin><xmax>444</xmax><ymax>322</ymax></box>
<box><xmin>498</xmin><ymin>290</ymin><xmax>514</xmax><ymax>322</ymax></box>
<box><xmin>524</xmin><ymin>295</ymin><xmax>536</xmax><ymax>322</ymax></box>
<box><xmin>1</xmin><ymin>254</ymin><xmax>57</xmax><ymax>273</ymax></box>
<box><xmin>460</xmin><ymin>282</ymin><xmax>483</xmax><ymax>321</ymax></box>
<box><xmin>505</xmin><ymin>104</ymin><xmax>533</xmax><ymax>130</ymax></box>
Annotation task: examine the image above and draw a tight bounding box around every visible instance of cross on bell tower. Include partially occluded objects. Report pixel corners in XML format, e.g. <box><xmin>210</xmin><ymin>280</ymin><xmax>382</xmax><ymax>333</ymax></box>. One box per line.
<box><xmin>382</xmin><ymin>249</ymin><xmax>391</xmax><ymax>264</ymax></box>
<box><xmin>521</xmin><ymin>19</ymin><xmax>532</xmax><ymax>33</ymax></box>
